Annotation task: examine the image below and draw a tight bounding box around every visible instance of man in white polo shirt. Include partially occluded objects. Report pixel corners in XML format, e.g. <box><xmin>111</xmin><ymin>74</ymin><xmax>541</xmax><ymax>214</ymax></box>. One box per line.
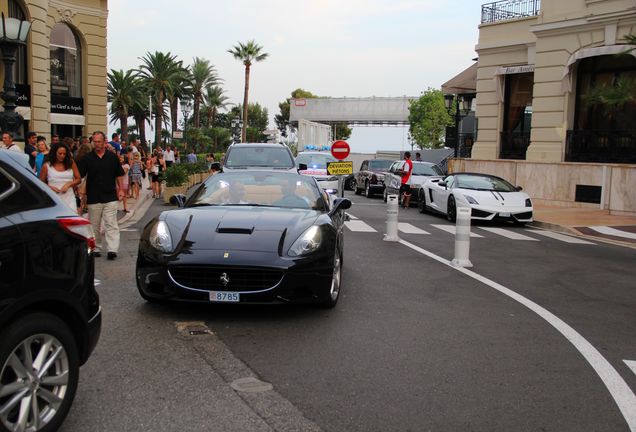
<box><xmin>164</xmin><ymin>145</ymin><xmax>175</xmax><ymax>167</ymax></box>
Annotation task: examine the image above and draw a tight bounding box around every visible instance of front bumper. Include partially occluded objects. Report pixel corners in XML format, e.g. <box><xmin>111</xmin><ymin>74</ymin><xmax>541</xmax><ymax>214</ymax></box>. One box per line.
<box><xmin>468</xmin><ymin>205</ymin><xmax>533</xmax><ymax>222</ymax></box>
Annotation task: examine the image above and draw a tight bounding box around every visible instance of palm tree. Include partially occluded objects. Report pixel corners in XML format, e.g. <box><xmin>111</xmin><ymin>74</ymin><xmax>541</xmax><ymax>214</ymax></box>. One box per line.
<box><xmin>190</xmin><ymin>57</ymin><xmax>220</xmax><ymax>128</ymax></box>
<box><xmin>227</xmin><ymin>40</ymin><xmax>269</xmax><ymax>142</ymax></box>
<box><xmin>138</xmin><ymin>51</ymin><xmax>184</xmax><ymax>147</ymax></box>
<box><xmin>167</xmin><ymin>66</ymin><xmax>191</xmax><ymax>134</ymax></box>
<box><xmin>202</xmin><ymin>86</ymin><xmax>229</xmax><ymax>127</ymax></box>
<box><xmin>107</xmin><ymin>69</ymin><xmax>138</xmax><ymax>141</ymax></box>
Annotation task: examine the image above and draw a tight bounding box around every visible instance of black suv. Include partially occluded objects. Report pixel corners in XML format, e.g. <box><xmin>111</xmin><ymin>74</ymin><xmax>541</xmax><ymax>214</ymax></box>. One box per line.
<box><xmin>0</xmin><ymin>150</ymin><xmax>101</xmax><ymax>431</ymax></box>
<box><xmin>223</xmin><ymin>142</ymin><xmax>296</xmax><ymax>172</ymax></box>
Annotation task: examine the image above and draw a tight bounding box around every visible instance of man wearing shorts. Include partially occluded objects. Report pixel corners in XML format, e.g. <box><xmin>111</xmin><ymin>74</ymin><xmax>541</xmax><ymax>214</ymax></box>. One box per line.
<box><xmin>399</xmin><ymin>151</ymin><xmax>413</xmax><ymax>209</ymax></box>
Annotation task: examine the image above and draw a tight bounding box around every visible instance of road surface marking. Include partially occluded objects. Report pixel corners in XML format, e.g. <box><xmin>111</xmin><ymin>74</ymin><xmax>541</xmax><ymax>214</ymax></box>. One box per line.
<box><xmin>398</xmin><ymin>223</ymin><xmax>430</xmax><ymax>235</ymax></box>
<box><xmin>589</xmin><ymin>226</ymin><xmax>636</xmax><ymax>240</ymax></box>
<box><xmin>345</xmin><ymin>220</ymin><xmax>377</xmax><ymax>232</ymax></box>
<box><xmin>479</xmin><ymin>227</ymin><xmax>538</xmax><ymax>241</ymax></box>
<box><xmin>94</xmin><ymin>279</ymin><xmax>101</xmax><ymax>287</ymax></box>
<box><xmin>398</xmin><ymin>238</ymin><xmax>636</xmax><ymax>431</ymax></box>
<box><xmin>346</xmin><ymin>213</ymin><xmax>359</xmax><ymax>220</ymax></box>
<box><xmin>431</xmin><ymin>224</ymin><xmax>483</xmax><ymax>238</ymax></box>
<box><xmin>626</xmin><ymin>360</ymin><xmax>636</xmax><ymax>377</ymax></box>
<box><xmin>527</xmin><ymin>230</ymin><xmax>595</xmax><ymax>244</ymax></box>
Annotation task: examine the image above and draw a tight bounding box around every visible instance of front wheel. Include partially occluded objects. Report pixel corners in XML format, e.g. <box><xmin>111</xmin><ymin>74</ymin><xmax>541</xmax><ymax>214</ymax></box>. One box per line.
<box><xmin>418</xmin><ymin>190</ymin><xmax>427</xmax><ymax>213</ymax></box>
<box><xmin>0</xmin><ymin>313</ymin><xmax>79</xmax><ymax>432</ymax></box>
<box><xmin>364</xmin><ymin>182</ymin><xmax>372</xmax><ymax>198</ymax></box>
<box><xmin>319</xmin><ymin>248</ymin><xmax>342</xmax><ymax>309</ymax></box>
<box><xmin>346</xmin><ymin>177</ymin><xmax>356</xmax><ymax>191</ymax></box>
<box><xmin>447</xmin><ymin>195</ymin><xmax>457</xmax><ymax>222</ymax></box>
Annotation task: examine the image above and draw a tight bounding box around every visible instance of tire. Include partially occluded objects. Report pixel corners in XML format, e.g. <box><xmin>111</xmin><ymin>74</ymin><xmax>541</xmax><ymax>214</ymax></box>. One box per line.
<box><xmin>447</xmin><ymin>195</ymin><xmax>457</xmax><ymax>223</ymax></box>
<box><xmin>346</xmin><ymin>177</ymin><xmax>356</xmax><ymax>191</ymax></box>
<box><xmin>383</xmin><ymin>189</ymin><xmax>387</xmax><ymax>203</ymax></box>
<box><xmin>354</xmin><ymin>181</ymin><xmax>362</xmax><ymax>195</ymax></box>
<box><xmin>364</xmin><ymin>182</ymin><xmax>372</xmax><ymax>198</ymax></box>
<box><xmin>0</xmin><ymin>313</ymin><xmax>79</xmax><ymax>432</ymax></box>
<box><xmin>418</xmin><ymin>190</ymin><xmax>427</xmax><ymax>213</ymax></box>
<box><xmin>319</xmin><ymin>248</ymin><xmax>342</xmax><ymax>309</ymax></box>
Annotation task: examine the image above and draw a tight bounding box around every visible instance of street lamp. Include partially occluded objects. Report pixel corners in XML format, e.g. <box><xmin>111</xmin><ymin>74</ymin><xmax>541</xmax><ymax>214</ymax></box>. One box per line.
<box><xmin>180</xmin><ymin>98</ymin><xmax>192</xmax><ymax>149</ymax></box>
<box><xmin>0</xmin><ymin>13</ymin><xmax>31</xmax><ymax>137</ymax></box>
<box><xmin>444</xmin><ymin>93</ymin><xmax>474</xmax><ymax>158</ymax></box>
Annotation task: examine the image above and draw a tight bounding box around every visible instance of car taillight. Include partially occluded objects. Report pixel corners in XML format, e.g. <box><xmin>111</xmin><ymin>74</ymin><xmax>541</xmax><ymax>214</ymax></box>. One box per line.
<box><xmin>58</xmin><ymin>217</ymin><xmax>96</xmax><ymax>251</ymax></box>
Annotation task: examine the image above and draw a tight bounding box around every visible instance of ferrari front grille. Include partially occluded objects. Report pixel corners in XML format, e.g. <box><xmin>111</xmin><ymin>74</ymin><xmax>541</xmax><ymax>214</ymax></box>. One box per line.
<box><xmin>169</xmin><ymin>266</ymin><xmax>284</xmax><ymax>292</ymax></box>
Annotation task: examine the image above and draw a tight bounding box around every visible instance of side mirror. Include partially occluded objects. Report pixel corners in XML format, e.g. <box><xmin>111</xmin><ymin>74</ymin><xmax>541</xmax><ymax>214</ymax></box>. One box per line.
<box><xmin>298</xmin><ymin>163</ymin><xmax>307</xmax><ymax>172</ymax></box>
<box><xmin>438</xmin><ymin>181</ymin><xmax>447</xmax><ymax>188</ymax></box>
<box><xmin>516</xmin><ymin>186</ymin><xmax>523</xmax><ymax>191</ymax></box>
<box><xmin>329</xmin><ymin>197</ymin><xmax>352</xmax><ymax>216</ymax></box>
<box><xmin>170</xmin><ymin>194</ymin><xmax>187</xmax><ymax>208</ymax></box>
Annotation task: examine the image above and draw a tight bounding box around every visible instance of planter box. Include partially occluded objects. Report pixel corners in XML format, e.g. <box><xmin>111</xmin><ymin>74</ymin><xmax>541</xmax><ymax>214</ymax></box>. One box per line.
<box><xmin>163</xmin><ymin>185</ymin><xmax>188</xmax><ymax>204</ymax></box>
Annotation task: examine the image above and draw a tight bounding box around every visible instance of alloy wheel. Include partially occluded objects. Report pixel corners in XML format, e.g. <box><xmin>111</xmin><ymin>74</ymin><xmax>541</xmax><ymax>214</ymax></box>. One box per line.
<box><xmin>447</xmin><ymin>195</ymin><xmax>456</xmax><ymax>222</ymax></box>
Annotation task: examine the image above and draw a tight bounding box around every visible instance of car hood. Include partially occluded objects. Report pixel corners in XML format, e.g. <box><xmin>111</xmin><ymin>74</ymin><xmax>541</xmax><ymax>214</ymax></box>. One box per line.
<box><xmin>457</xmin><ymin>189</ymin><xmax>530</xmax><ymax>207</ymax></box>
<box><xmin>163</xmin><ymin>206</ymin><xmax>320</xmax><ymax>252</ymax></box>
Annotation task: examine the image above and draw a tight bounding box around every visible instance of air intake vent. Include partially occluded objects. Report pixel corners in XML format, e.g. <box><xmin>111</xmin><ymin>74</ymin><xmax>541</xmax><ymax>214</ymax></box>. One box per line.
<box><xmin>575</xmin><ymin>185</ymin><xmax>601</xmax><ymax>204</ymax></box>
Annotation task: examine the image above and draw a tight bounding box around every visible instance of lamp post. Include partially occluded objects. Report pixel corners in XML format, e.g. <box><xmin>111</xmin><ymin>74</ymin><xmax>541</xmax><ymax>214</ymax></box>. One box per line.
<box><xmin>0</xmin><ymin>13</ymin><xmax>31</xmax><ymax>138</ymax></box>
<box><xmin>444</xmin><ymin>93</ymin><xmax>474</xmax><ymax>158</ymax></box>
<box><xmin>180</xmin><ymin>98</ymin><xmax>192</xmax><ymax>151</ymax></box>
<box><xmin>231</xmin><ymin>118</ymin><xmax>243</xmax><ymax>144</ymax></box>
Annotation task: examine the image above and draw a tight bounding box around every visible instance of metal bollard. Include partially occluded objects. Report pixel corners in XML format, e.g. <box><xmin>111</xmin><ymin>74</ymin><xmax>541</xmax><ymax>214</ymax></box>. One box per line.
<box><xmin>384</xmin><ymin>194</ymin><xmax>400</xmax><ymax>242</ymax></box>
<box><xmin>451</xmin><ymin>207</ymin><xmax>473</xmax><ymax>267</ymax></box>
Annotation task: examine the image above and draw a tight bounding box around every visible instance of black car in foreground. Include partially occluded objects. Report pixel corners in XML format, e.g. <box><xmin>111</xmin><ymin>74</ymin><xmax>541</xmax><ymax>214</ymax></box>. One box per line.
<box><xmin>137</xmin><ymin>171</ymin><xmax>351</xmax><ymax>308</ymax></box>
<box><xmin>0</xmin><ymin>150</ymin><xmax>101</xmax><ymax>432</ymax></box>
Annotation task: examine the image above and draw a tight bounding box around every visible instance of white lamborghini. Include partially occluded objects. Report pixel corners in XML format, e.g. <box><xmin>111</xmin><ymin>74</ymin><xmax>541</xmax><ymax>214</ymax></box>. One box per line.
<box><xmin>419</xmin><ymin>173</ymin><xmax>533</xmax><ymax>225</ymax></box>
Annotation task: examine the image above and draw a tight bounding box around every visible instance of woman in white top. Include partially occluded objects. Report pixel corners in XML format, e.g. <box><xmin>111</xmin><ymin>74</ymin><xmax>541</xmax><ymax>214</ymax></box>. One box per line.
<box><xmin>40</xmin><ymin>142</ymin><xmax>81</xmax><ymax>211</ymax></box>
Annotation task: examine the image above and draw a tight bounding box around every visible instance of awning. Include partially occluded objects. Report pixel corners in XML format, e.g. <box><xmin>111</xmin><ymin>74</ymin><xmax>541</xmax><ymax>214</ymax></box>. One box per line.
<box><xmin>561</xmin><ymin>45</ymin><xmax>636</xmax><ymax>92</ymax></box>
<box><xmin>442</xmin><ymin>63</ymin><xmax>477</xmax><ymax>94</ymax></box>
<box><xmin>50</xmin><ymin>113</ymin><xmax>85</xmax><ymax>125</ymax></box>
<box><xmin>492</xmin><ymin>64</ymin><xmax>535</xmax><ymax>102</ymax></box>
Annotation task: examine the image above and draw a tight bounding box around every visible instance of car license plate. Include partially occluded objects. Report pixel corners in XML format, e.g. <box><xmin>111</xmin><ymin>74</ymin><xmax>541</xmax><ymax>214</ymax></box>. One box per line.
<box><xmin>499</xmin><ymin>212</ymin><xmax>511</xmax><ymax>217</ymax></box>
<box><xmin>209</xmin><ymin>291</ymin><xmax>240</xmax><ymax>302</ymax></box>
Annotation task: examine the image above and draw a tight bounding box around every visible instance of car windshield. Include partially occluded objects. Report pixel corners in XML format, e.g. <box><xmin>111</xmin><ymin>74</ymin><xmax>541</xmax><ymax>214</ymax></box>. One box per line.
<box><xmin>412</xmin><ymin>164</ymin><xmax>443</xmax><ymax>176</ymax></box>
<box><xmin>455</xmin><ymin>174</ymin><xmax>517</xmax><ymax>192</ymax></box>
<box><xmin>225</xmin><ymin>146</ymin><xmax>295</xmax><ymax>168</ymax></box>
<box><xmin>189</xmin><ymin>172</ymin><xmax>327</xmax><ymax>210</ymax></box>
<box><xmin>296</xmin><ymin>153</ymin><xmax>337</xmax><ymax>169</ymax></box>
<box><xmin>368</xmin><ymin>160</ymin><xmax>392</xmax><ymax>170</ymax></box>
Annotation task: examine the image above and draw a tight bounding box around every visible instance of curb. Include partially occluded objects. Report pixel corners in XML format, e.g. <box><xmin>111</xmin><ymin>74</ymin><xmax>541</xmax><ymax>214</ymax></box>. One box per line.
<box><xmin>118</xmin><ymin>189</ymin><xmax>154</xmax><ymax>225</ymax></box>
<box><xmin>530</xmin><ymin>220</ymin><xmax>636</xmax><ymax>249</ymax></box>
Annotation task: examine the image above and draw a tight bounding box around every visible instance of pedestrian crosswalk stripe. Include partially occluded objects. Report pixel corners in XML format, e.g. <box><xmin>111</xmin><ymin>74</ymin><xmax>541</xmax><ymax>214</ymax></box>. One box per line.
<box><xmin>345</xmin><ymin>220</ymin><xmax>377</xmax><ymax>232</ymax></box>
<box><xmin>625</xmin><ymin>360</ymin><xmax>636</xmax><ymax>377</ymax></box>
<box><xmin>527</xmin><ymin>230</ymin><xmax>595</xmax><ymax>244</ymax></box>
<box><xmin>479</xmin><ymin>227</ymin><xmax>538</xmax><ymax>241</ymax></box>
<box><xmin>346</xmin><ymin>213</ymin><xmax>359</xmax><ymax>220</ymax></box>
<box><xmin>431</xmin><ymin>224</ymin><xmax>483</xmax><ymax>238</ymax></box>
<box><xmin>398</xmin><ymin>223</ymin><xmax>430</xmax><ymax>235</ymax></box>
<box><xmin>589</xmin><ymin>226</ymin><xmax>636</xmax><ymax>240</ymax></box>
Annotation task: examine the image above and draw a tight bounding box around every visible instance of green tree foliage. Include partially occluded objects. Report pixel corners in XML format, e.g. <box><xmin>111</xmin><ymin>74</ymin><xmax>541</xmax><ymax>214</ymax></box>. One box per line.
<box><xmin>227</xmin><ymin>40</ymin><xmax>269</xmax><ymax>142</ymax></box>
<box><xmin>189</xmin><ymin>57</ymin><xmax>220</xmax><ymax>128</ymax></box>
<box><xmin>107</xmin><ymin>69</ymin><xmax>140</xmax><ymax>141</ymax></box>
<box><xmin>230</xmin><ymin>104</ymin><xmax>269</xmax><ymax>140</ymax></box>
<box><xmin>201</xmin><ymin>86</ymin><xmax>229</xmax><ymax>127</ymax></box>
<box><xmin>275</xmin><ymin>88</ymin><xmax>352</xmax><ymax>140</ymax></box>
<box><xmin>408</xmin><ymin>89</ymin><xmax>453</xmax><ymax>149</ymax></box>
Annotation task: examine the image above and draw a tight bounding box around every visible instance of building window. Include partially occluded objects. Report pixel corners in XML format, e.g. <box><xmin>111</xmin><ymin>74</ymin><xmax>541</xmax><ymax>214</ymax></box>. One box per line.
<box><xmin>500</xmin><ymin>72</ymin><xmax>533</xmax><ymax>159</ymax></box>
<box><xmin>50</xmin><ymin>23</ymin><xmax>82</xmax><ymax>98</ymax></box>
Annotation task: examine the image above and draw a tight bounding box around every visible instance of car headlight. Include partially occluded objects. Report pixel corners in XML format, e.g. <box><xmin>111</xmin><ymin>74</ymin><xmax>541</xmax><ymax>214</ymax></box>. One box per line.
<box><xmin>525</xmin><ymin>198</ymin><xmax>532</xmax><ymax>207</ymax></box>
<box><xmin>288</xmin><ymin>225</ymin><xmax>322</xmax><ymax>257</ymax></box>
<box><xmin>149</xmin><ymin>220</ymin><xmax>173</xmax><ymax>253</ymax></box>
<box><xmin>464</xmin><ymin>195</ymin><xmax>479</xmax><ymax>205</ymax></box>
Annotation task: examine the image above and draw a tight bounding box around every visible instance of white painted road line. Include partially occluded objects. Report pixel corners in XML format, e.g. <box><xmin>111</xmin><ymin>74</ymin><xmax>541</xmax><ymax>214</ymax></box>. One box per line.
<box><xmin>345</xmin><ymin>220</ymin><xmax>377</xmax><ymax>232</ymax></box>
<box><xmin>589</xmin><ymin>226</ymin><xmax>636</xmax><ymax>240</ymax></box>
<box><xmin>431</xmin><ymin>224</ymin><xmax>483</xmax><ymax>238</ymax></box>
<box><xmin>346</xmin><ymin>213</ymin><xmax>359</xmax><ymax>220</ymax></box>
<box><xmin>398</xmin><ymin>223</ymin><xmax>430</xmax><ymax>235</ymax></box>
<box><xmin>479</xmin><ymin>227</ymin><xmax>539</xmax><ymax>241</ymax></box>
<box><xmin>399</xmin><ymin>239</ymin><xmax>636</xmax><ymax>431</ymax></box>
<box><xmin>625</xmin><ymin>360</ymin><xmax>636</xmax><ymax>377</ymax></box>
<box><xmin>527</xmin><ymin>229</ymin><xmax>595</xmax><ymax>244</ymax></box>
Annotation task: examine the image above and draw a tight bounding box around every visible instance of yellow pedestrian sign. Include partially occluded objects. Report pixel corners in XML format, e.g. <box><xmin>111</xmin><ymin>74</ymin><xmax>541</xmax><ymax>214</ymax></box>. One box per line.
<box><xmin>326</xmin><ymin>161</ymin><xmax>353</xmax><ymax>175</ymax></box>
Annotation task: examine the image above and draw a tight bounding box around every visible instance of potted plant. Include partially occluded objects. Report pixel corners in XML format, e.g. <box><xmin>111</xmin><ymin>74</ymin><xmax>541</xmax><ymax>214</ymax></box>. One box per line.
<box><xmin>163</xmin><ymin>164</ymin><xmax>189</xmax><ymax>204</ymax></box>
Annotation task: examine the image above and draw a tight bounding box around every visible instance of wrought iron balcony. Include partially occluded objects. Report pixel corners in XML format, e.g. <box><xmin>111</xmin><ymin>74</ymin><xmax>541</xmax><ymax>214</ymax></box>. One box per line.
<box><xmin>481</xmin><ymin>0</ymin><xmax>541</xmax><ymax>24</ymax></box>
<box><xmin>565</xmin><ymin>130</ymin><xmax>636</xmax><ymax>164</ymax></box>
<box><xmin>500</xmin><ymin>131</ymin><xmax>530</xmax><ymax>160</ymax></box>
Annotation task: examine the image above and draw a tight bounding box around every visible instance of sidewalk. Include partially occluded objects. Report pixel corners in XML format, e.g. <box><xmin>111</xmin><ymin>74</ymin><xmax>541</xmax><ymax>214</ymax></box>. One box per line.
<box><xmin>116</xmin><ymin>179</ymin><xmax>156</xmax><ymax>225</ymax></box>
<box><xmin>532</xmin><ymin>204</ymin><xmax>636</xmax><ymax>247</ymax></box>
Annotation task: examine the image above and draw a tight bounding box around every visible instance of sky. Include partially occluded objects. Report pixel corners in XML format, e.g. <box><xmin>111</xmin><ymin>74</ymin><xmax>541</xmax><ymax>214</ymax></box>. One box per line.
<box><xmin>107</xmin><ymin>0</ymin><xmax>480</xmax><ymax>153</ymax></box>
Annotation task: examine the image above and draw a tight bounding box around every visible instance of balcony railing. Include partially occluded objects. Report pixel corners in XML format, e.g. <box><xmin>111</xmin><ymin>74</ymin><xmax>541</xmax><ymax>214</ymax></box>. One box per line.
<box><xmin>481</xmin><ymin>0</ymin><xmax>541</xmax><ymax>24</ymax></box>
<box><xmin>500</xmin><ymin>131</ymin><xmax>530</xmax><ymax>160</ymax></box>
<box><xmin>565</xmin><ymin>130</ymin><xmax>636</xmax><ymax>164</ymax></box>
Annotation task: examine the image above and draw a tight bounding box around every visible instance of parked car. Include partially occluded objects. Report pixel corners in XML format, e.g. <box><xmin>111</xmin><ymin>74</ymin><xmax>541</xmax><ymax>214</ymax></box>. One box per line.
<box><xmin>223</xmin><ymin>142</ymin><xmax>296</xmax><ymax>172</ymax></box>
<box><xmin>383</xmin><ymin>160</ymin><xmax>444</xmax><ymax>205</ymax></box>
<box><xmin>344</xmin><ymin>173</ymin><xmax>356</xmax><ymax>191</ymax></box>
<box><xmin>420</xmin><ymin>172</ymin><xmax>533</xmax><ymax>224</ymax></box>
<box><xmin>295</xmin><ymin>151</ymin><xmax>339</xmax><ymax>193</ymax></box>
<box><xmin>353</xmin><ymin>159</ymin><xmax>393</xmax><ymax>197</ymax></box>
<box><xmin>0</xmin><ymin>150</ymin><xmax>101</xmax><ymax>432</ymax></box>
<box><xmin>136</xmin><ymin>171</ymin><xmax>351</xmax><ymax>308</ymax></box>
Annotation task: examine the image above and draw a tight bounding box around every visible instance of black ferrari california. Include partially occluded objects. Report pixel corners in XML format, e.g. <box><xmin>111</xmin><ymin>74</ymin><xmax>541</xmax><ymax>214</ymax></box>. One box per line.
<box><xmin>136</xmin><ymin>171</ymin><xmax>351</xmax><ymax>308</ymax></box>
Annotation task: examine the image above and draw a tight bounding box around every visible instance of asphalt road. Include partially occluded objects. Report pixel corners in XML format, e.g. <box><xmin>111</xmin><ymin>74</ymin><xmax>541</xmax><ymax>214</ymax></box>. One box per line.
<box><xmin>60</xmin><ymin>191</ymin><xmax>636</xmax><ymax>432</ymax></box>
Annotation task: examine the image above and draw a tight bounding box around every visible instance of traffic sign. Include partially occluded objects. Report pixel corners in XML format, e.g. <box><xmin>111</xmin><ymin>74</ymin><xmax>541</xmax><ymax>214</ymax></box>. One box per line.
<box><xmin>331</xmin><ymin>140</ymin><xmax>350</xmax><ymax>160</ymax></box>
<box><xmin>327</xmin><ymin>161</ymin><xmax>353</xmax><ymax>175</ymax></box>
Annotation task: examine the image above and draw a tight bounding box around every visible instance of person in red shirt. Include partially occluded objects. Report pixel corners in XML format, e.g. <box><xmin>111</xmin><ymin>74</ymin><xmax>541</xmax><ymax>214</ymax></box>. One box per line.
<box><xmin>399</xmin><ymin>151</ymin><xmax>413</xmax><ymax>208</ymax></box>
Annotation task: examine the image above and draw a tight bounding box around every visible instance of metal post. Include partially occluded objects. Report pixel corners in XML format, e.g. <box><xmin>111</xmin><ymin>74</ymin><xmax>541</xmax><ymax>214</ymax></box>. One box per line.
<box><xmin>0</xmin><ymin>43</ymin><xmax>24</xmax><ymax>136</ymax></box>
<box><xmin>454</xmin><ymin>98</ymin><xmax>461</xmax><ymax>158</ymax></box>
<box><xmin>383</xmin><ymin>194</ymin><xmax>400</xmax><ymax>242</ymax></box>
<box><xmin>451</xmin><ymin>207</ymin><xmax>473</xmax><ymax>267</ymax></box>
